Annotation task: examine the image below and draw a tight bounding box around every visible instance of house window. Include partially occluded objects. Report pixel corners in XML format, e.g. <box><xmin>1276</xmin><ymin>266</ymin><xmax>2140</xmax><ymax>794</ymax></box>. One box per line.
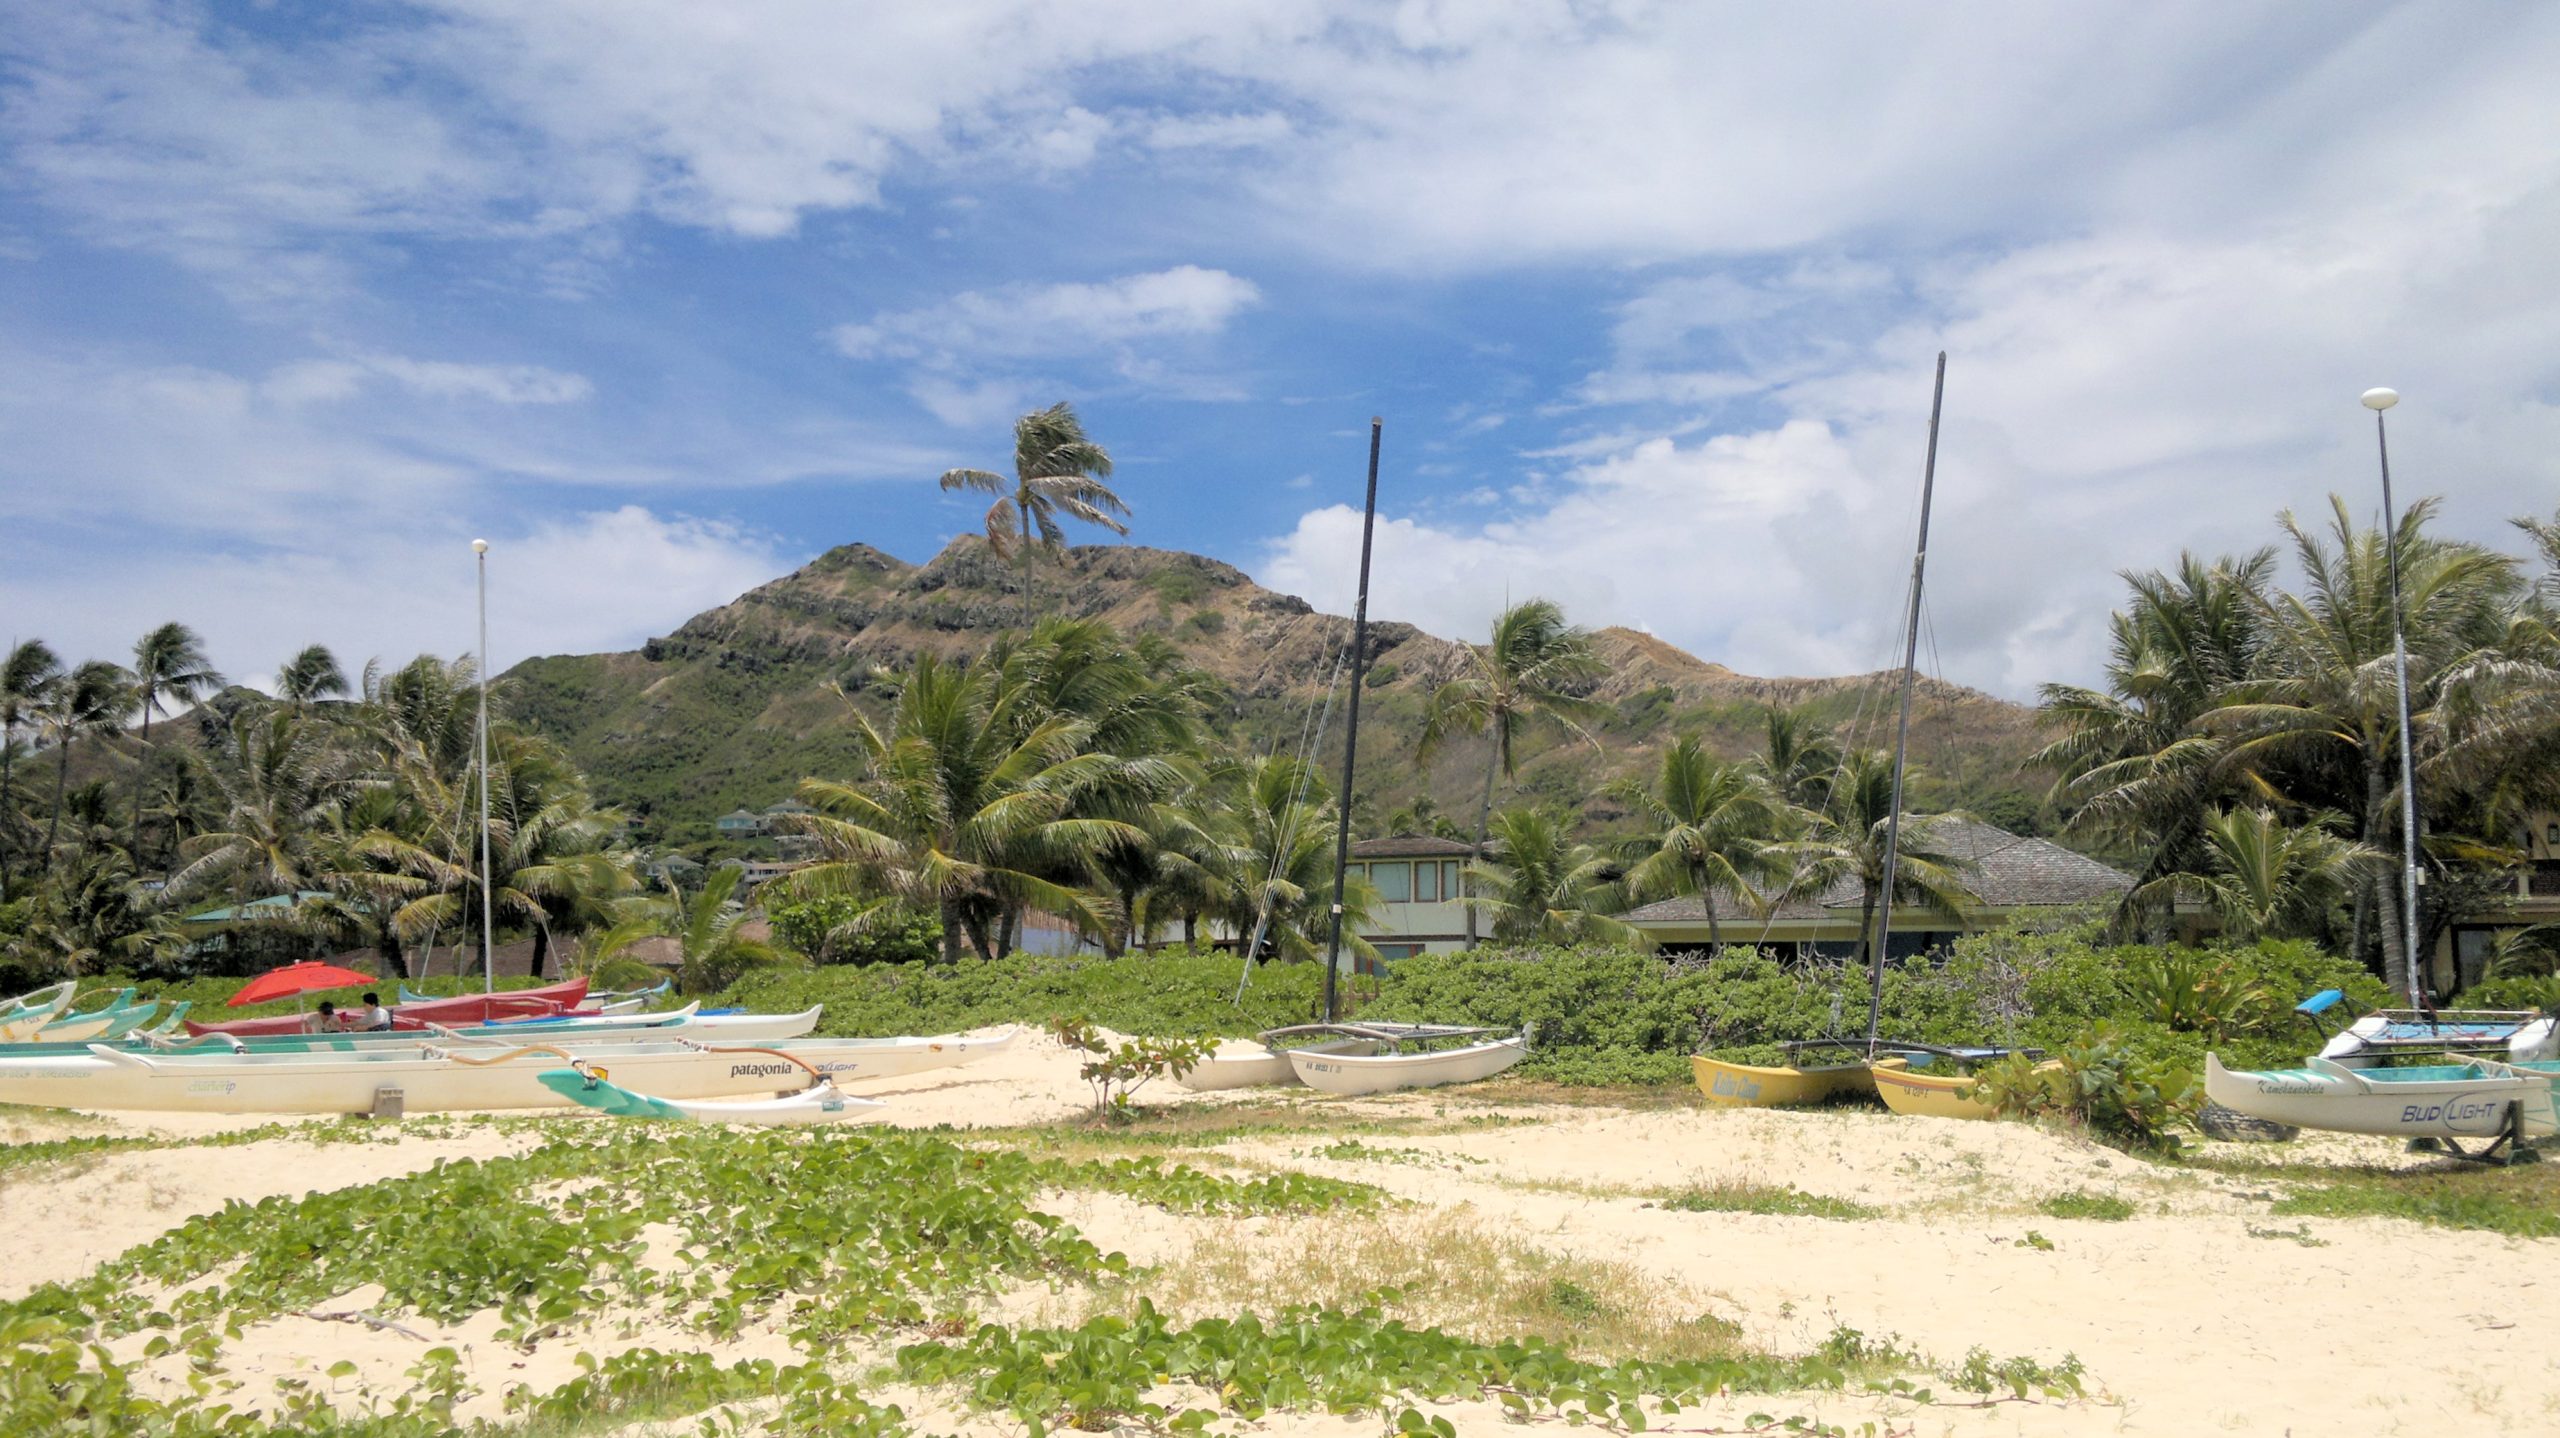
<box><xmin>1442</xmin><ymin>860</ymin><xmax>1462</xmax><ymax>897</ymax></box>
<box><xmin>1413</xmin><ymin>862</ymin><xmax>1439</xmax><ymax>903</ymax></box>
<box><xmin>1373</xmin><ymin>942</ymin><xmax>1424</xmax><ymax>960</ymax></box>
<box><xmin>1373</xmin><ymin>861</ymin><xmax>1412</xmax><ymax>903</ymax></box>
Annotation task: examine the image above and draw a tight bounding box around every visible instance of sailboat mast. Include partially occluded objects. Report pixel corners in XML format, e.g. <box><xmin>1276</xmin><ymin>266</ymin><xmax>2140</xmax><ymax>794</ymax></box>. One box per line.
<box><xmin>1320</xmin><ymin>418</ymin><xmax>1385</xmax><ymax>1024</ymax></box>
<box><xmin>2366</xmin><ymin>389</ymin><xmax>2426</xmax><ymax>1009</ymax></box>
<box><xmin>1864</xmin><ymin>353</ymin><xmax>1947</xmax><ymax>1054</ymax></box>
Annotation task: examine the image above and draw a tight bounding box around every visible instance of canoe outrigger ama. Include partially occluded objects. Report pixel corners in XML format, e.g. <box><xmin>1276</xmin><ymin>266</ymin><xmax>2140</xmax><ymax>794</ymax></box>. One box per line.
<box><xmin>2203</xmin><ymin>1052</ymin><xmax>2558</xmax><ymax>1163</ymax></box>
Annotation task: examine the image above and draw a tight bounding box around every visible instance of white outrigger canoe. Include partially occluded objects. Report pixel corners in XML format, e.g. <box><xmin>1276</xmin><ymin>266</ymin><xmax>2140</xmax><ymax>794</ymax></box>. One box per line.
<box><xmin>1172</xmin><ymin>1035</ymin><xmax>1386</xmax><ymax>1092</ymax></box>
<box><xmin>2203</xmin><ymin>1052</ymin><xmax>2559</xmax><ymax>1150</ymax></box>
<box><xmin>0</xmin><ymin>1028</ymin><xmax>1020</xmax><ymax>1114</ymax></box>
<box><xmin>1279</xmin><ymin>1023</ymin><xmax>1531</xmax><ymax>1096</ymax></box>
<box><xmin>0</xmin><ymin>1003</ymin><xmax>823</xmax><ymax>1058</ymax></box>
<box><xmin>536</xmin><ymin>1064</ymin><xmax>886</xmax><ymax>1126</ymax></box>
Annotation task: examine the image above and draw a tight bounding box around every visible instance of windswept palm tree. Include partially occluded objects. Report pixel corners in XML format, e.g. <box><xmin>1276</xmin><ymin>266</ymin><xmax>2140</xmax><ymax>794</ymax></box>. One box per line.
<box><xmin>1416</xmin><ymin>597</ymin><xmax>1606</xmax><ymax>947</ymax></box>
<box><xmin>2132</xmin><ymin>808</ymin><xmax>2380</xmax><ymax>943</ymax></box>
<box><xmin>939</xmin><ymin>402</ymin><xmax>1128</xmax><ymax>624</ymax></box>
<box><xmin>1462</xmin><ymin>806</ymin><xmax>1648</xmax><ymax>949</ymax></box>
<box><xmin>1755</xmin><ymin>705</ymin><xmax>1843</xmax><ymax>810</ymax></box>
<box><xmin>1210</xmin><ymin>754</ymin><xmax>1384</xmax><ymax>967</ymax></box>
<box><xmin>43</xmin><ymin>661</ymin><xmax>133</xmax><ymax>857</ymax></box>
<box><xmin>1778</xmin><ymin>748</ymin><xmax>1978</xmax><ymax>971</ymax></box>
<box><xmin>276</xmin><ymin>645</ymin><xmax>348</xmax><ymax>707</ymax></box>
<box><xmin>129</xmin><ymin>622</ymin><xmax>223</xmax><ymax>862</ymax></box>
<box><xmin>781</xmin><ymin>652</ymin><xmax>1146</xmax><ymax>962</ymax></box>
<box><xmin>167</xmin><ymin>710</ymin><xmax>350</xmax><ymax>904</ymax></box>
<box><xmin>589</xmin><ymin>864</ymin><xmax>784</xmax><ymax>994</ymax></box>
<box><xmin>1612</xmin><ymin>737</ymin><xmax>1791</xmax><ymax>951</ymax></box>
<box><xmin>1</xmin><ymin>639</ymin><xmax>62</xmax><ymax>896</ymax></box>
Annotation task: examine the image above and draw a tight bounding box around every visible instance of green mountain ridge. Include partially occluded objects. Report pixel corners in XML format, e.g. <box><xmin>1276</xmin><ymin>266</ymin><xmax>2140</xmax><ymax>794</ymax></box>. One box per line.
<box><xmin>500</xmin><ymin>536</ymin><xmax>2053</xmax><ymax>849</ymax></box>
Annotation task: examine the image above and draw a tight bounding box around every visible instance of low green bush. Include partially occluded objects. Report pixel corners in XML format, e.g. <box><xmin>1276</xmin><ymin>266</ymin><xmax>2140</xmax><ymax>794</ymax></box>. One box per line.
<box><xmin>719</xmin><ymin>948</ymin><xmax>1320</xmax><ymax>1038</ymax></box>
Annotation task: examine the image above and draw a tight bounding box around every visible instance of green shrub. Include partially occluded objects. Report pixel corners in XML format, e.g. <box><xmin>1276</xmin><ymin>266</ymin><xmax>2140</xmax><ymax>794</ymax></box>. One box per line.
<box><xmin>2461</xmin><ymin>974</ymin><xmax>2560</xmax><ymax>1013</ymax></box>
<box><xmin>766</xmin><ymin>897</ymin><xmax>942</xmax><ymax>966</ymax></box>
<box><xmin>2037</xmin><ymin>1190</ymin><xmax>2134</xmax><ymax>1222</ymax></box>
<box><xmin>718</xmin><ymin>949</ymin><xmax>1321</xmax><ymax>1038</ymax></box>
<box><xmin>1978</xmin><ymin>1022</ymin><xmax>2200</xmax><ymax>1152</ymax></box>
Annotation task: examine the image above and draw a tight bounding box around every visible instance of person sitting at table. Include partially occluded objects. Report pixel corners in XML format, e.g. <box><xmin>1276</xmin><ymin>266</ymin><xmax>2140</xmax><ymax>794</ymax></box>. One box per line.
<box><xmin>303</xmin><ymin>1001</ymin><xmax>342</xmax><ymax>1034</ymax></box>
<box><xmin>357</xmin><ymin>992</ymin><xmax>394</xmax><ymax>1032</ymax></box>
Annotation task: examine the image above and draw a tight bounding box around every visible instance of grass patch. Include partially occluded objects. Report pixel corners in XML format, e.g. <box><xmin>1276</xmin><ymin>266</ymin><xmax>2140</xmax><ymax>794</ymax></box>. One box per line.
<box><xmin>2269</xmin><ymin>1163</ymin><xmax>2560</xmax><ymax>1239</ymax></box>
<box><xmin>1653</xmin><ymin>1180</ymin><xmax>1881</xmax><ymax>1221</ymax></box>
<box><xmin>2037</xmin><ymin>1190</ymin><xmax>2135</xmax><ymax>1222</ymax></box>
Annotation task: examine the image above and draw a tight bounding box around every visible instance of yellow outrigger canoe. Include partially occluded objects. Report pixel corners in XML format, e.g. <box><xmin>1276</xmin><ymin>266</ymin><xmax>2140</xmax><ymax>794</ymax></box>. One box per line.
<box><xmin>1692</xmin><ymin>1053</ymin><xmax>1877</xmax><ymax>1107</ymax></box>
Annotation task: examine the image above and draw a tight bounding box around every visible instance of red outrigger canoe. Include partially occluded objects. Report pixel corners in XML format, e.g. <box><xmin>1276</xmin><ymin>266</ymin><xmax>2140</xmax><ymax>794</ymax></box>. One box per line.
<box><xmin>184</xmin><ymin>978</ymin><xmax>592</xmax><ymax>1037</ymax></box>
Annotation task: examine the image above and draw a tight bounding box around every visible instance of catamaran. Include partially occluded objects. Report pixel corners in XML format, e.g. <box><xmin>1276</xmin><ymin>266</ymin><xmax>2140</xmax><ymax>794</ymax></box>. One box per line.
<box><xmin>2285</xmin><ymin>988</ymin><xmax>2557</xmax><ymax>1067</ymax></box>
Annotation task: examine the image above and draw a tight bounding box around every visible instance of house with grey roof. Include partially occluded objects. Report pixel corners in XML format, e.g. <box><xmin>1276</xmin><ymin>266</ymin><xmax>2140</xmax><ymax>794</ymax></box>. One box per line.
<box><xmin>1619</xmin><ymin>817</ymin><xmax>2132</xmax><ymax>959</ymax></box>
<box><xmin>1344</xmin><ymin>833</ymin><xmax>1480</xmax><ymax>959</ymax></box>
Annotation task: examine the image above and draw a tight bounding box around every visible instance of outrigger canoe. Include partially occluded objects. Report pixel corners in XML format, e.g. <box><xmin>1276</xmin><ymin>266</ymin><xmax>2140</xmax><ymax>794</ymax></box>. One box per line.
<box><xmin>188</xmin><ymin>977</ymin><xmax>592</xmax><ymax>1036</ymax></box>
<box><xmin>2203</xmin><ymin>1053</ymin><xmax>2559</xmax><ymax>1145</ymax></box>
<box><xmin>0</xmin><ymin>1028</ymin><xmax>1020</xmax><ymax>1114</ymax></box>
<box><xmin>1283</xmin><ymin>1024</ymin><xmax>1529</xmax><ymax>1095</ymax></box>
<box><xmin>537</xmin><ymin>1064</ymin><xmax>885</xmax><ymax>1126</ymax></box>
<box><xmin>0</xmin><ymin>981</ymin><xmax>80</xmax><ymax>1041</ymax></box>
<box><xmin>36</xmin><ymin>989</ymin><xmax>149</xmax><ymax>1044</ymax></box>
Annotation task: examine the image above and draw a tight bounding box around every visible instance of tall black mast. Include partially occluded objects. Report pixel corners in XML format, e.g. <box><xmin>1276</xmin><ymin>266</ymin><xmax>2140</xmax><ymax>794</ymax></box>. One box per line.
<box><xmin>1320</xmin><ymin>418</ymin><xmax>1384</xmax><ymax>1024</ymax></box>
<box><xmin>1863</xmin><ymin>353</ymin><xmax>1947</xmax><ymax>1054</ymax></box>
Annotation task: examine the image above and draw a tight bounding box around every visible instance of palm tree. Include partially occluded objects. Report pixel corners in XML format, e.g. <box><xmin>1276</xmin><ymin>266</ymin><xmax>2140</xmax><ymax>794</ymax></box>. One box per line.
<box><xmin>1210</xmin><ymin>754</ymin><xmax>1384</xmax><ymax>967</ymax></box>
<box><xmin>42</xmin><ymin>661</ymin><xmax>133</xmax><ymax>857</ymax></box>
<box><xmin>1416</xmin><ymin>598</ymin><xmax>1606</xmax><ymax>947</ymax></box>
<box><xmin>1</xmin><ymin>639</ymin><xmax>62</xmax><ymax>896</ymax></box>
<box><xmin>166</xmin><ymin>710</ymin><xmax>350</xmax><ymax>904</ymax></box>
<box><xmin>782</xmin><ymin>652</ymin><xmax>1143</xmax><ymax>962</ymax></box>
<box><xmin>276</xmin><ymin>645</ymin><xmax>348</xmax><ymax>707</ymax></box>
<box><xmin>1613</xmin><ymin>737</ymin><xmax>1790</xmax><ymax>951</ymax></box>
<box><xmin>1461</xmin><ymin>807</ymin><xmax>1648</xmax><ymax>949</ymax></box>
<box><xmin>590</xmin><ymin>865</ymin><xmax>793</xmax><ymax>994</ymax></box>
<box><xmin>2132</xmin><ymin>808</ymin><xmax>2380</xmax><ymax>942</ymax></box>
<box><xmin>2209</xmin><ymin>498</ymin><xmax>2531</xmax><ymax>996</ymax></box>
<box><xmin>939</xmin><ymin>402</ymin><xmax>1129</xmax><ymax>624</ymax></box>
<box><xmin>1779</xmin><ymin>748</ymin><xmax>1978</xmax><ymax>971</ymax></box>
<box><xmin>128</xmin><ymin>622</ymin><xmax>223</xmax><ymax>862</ymax></box>
<box><xmin>1755</xmin><ymin>705</ymin><xmax>1843</xmax><ymax>809</ymax></box>
<box><xmin>2037</xmin><ymin>550</ymin><xmax>2276</xmax><ymax>932</ymax></box>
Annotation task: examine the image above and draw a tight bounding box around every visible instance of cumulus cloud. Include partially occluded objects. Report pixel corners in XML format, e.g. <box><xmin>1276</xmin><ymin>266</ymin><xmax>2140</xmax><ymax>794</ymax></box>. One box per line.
<box><xmin>834</xmin><ymin>266</ymin><xmax>1262</xmax><ymax>421</ymax></box>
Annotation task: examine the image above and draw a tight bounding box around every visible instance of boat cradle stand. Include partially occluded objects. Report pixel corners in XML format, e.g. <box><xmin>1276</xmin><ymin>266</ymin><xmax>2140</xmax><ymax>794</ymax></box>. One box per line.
<box><xmin>2420</xmin><ymin>1098</ymin><xmax>2533</xmax><ymax>1167</ymax></box>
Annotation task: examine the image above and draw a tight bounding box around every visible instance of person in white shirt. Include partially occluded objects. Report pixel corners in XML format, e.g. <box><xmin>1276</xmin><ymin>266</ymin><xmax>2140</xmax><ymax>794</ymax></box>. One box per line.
<box><xmin>357</xmin><ymin>992</ymin><xmax>394</xmax><ymax>1032</ymax></box>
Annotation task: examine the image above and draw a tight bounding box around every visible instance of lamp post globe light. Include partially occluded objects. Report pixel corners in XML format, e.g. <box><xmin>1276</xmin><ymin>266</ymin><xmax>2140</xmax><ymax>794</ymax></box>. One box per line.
<box><xmin>2362</xmin><ymin>387</ymin><xmax>2398</xmax><ymax>411</ymax></box>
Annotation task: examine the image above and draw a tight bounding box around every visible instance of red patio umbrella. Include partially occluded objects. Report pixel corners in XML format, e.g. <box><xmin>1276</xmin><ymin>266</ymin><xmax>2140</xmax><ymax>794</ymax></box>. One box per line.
<box><xmin>227</xmin><ymin>961</ymin><xmax>378</xmax><ymax>1008</ymax></box>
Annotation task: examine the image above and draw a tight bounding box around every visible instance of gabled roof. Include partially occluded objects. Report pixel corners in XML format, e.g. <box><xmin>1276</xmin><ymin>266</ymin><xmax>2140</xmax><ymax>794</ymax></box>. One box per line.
<box><xmin>716</xmin><ymin>809</ymin><xmax>765</xmax><ymax>823</ymax></box>
<box><xmin>1352</xmin><ymin>833</ymin><xmax>1479</xmax><ymax>859</ymax></box>
<box><xmin>1620</xmin><ymin>817</ymin><xmax>2130</xmax><ymax>925</ymax></box>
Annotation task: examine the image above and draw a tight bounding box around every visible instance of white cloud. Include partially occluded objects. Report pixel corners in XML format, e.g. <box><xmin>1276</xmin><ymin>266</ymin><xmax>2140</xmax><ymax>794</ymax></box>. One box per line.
<box><xmin>0</xmin><ymin>506</ymin><xmax>793</xmax><ymax>687</ymax></box>
<box><xmin>834</xmin><ymin>266</ymin><xmax>1262</xmax><ymax>419</ymax></box>
<box><xmin>264</xmin><ymin>354</ymin><xmax>593</xmax><ymax>407</ymax></box>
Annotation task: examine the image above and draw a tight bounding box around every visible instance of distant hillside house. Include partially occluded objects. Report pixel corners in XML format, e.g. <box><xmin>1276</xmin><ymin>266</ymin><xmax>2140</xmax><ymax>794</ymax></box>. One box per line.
<box><xmin>1347</xmin><ymin>834</ymin><xmax>1480</xmax><ymax>959</ymax></box>
<box><xmin>715</xmin><ymin>809</ymin><xmax>769</xmax><ymax>836</ymax></box>
<box><xmin>1620</xmin><ymin>818</ymin><xmax>2133</xmax><ymax>960</ymax></box>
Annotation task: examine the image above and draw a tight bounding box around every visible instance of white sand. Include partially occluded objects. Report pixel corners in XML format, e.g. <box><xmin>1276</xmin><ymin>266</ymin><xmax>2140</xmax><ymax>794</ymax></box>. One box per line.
<box><xmin>7</xmin><ymin>1027</ymin><xmax>2555</xmax><ymax>1435</ymax></box>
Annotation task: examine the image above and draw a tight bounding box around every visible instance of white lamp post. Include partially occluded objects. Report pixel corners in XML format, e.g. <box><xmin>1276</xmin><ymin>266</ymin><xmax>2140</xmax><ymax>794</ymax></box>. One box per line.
<box><xmin>2361</xmin><ymin>388</ymin><xmax>2424</xmax><ymax>1008</ymax></box>
<box><xmin>473</xmin><ymin>538</ymin><xmax>495</xmax><ymax>996</ymax></box>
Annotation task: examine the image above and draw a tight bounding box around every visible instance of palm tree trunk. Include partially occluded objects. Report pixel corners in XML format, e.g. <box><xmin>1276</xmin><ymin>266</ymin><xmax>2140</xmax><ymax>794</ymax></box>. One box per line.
<box><xmin>0</xmin><ymin>729</ymin><xmax>17</xmax><ymax>899</ymax></box>
<box><xmin>529</xmin><ymin>923</ymin><xmax>549</xmax><ymax>979</ymax></box>
<box><xmin>1182</xmin><ymin>911</ymin><xmax>1197</xmax><ymax>950</ymax></box>
<box><xmin>939</xmin><ymin>898</ymin><xmax>963</xmax><ymax>964</ymax></box>
<box><xmin>46</xmin><ymin>734</ymin><xmax>71</xmax><ymax>856</ymax></box>
<box><xmin>127</xmin><ymin>705</ymin><xmax>151</xmax><ymax>866</ymax></box>
<box><xmin>1467</xmin><ymin>744</ymin><xmax>1500</xmax><ymax>950</ymax></box>
<box><xmin>1855</xmin><ymin>885</ymin><xmax>1878</xmax><ymax>974</ymax></box>
<box><xmin>1701</xmin><ymin>873</ymin><xmax>1723</xmax><ymax>953</ymax></box>
<box><xmin>2364</xmin><ymin>750</ymin><xmax>2406</xmax><ymax>998</ymax></box>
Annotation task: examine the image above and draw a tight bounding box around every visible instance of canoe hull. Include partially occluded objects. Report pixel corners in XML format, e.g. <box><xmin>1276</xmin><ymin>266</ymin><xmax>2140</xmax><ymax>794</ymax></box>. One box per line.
<box><xmin>1692</xmin><ymin>1054</ymin><xmax>1876</xmax><ymax>1108</ymax></box>
<box><xmin>188</xmin><ymin>978</ymin><xmax>592</xmax><ymax>1037</ymax></box>
<box><xmin>0</xmin><ymin>1029</ymin><xmax>1017</xmax><ymax>1114</ymax></box>
<box><xmin>1172</xmin><ymin>1038</ymin><xmax>1383</xmax><ymax>1092</ymax></box>
<box><xmin>537</xmin><ymin>1069</ymin><xmax>886</xmax><ymax>1126</ymax></box>
<box><xmin>2204</xmin><ymin>1053</ymin><xmax>2558</xmax><ymax>1140</ymax></box>
<box><xmin>1289</xmin><ymin>1037</ymin><xmax>1527</xmax><ymax>1095</ymax></box>
<box><xmin>1872</xmin><ymin>1063</ymin><xmax>1996</xmax><ymax>1120</ymax></box>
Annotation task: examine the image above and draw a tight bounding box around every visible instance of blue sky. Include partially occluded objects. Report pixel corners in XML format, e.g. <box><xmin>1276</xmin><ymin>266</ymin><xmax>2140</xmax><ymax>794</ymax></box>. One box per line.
<box><xmin>5</xmin><ymin>1</ymin><xmax>2558</xmax><ymax>700</ymax></box>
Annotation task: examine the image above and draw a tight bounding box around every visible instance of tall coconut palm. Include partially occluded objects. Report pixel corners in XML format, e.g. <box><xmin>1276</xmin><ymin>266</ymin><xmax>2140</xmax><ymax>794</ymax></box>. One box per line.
<box><xmin>166</xmin><ymin>710</ymin><xmax>350</xmax><ymax>904</ymax></box>
<box><xmin>1</xmin><ymin>639</ymin><xmax>62</xmax><ymax>896</ymax></box>
<box><xmin>939</xmin><ymin>402</ymin><xmax>1129</xmax><ymax>625</ymax></box>
<box><xmin>276</xmin><ymin>645</ymin><xmax>348</xmax><ymax>707</ymax></box>
<box><xmin>1461</xmin><ymin>806</ymin><xmax>1648</xmax><ymax>949</ymax></box>
<box><xmin>1778</xmin><ymin>748</ymin><xmax>1978</xmax><ymax>971</ymax></box>
<box><xmin>42</xmin><ymin>661</ymin><xmax>133</xmax><ymax>857</ymax></box>
<box><xmin>1612</xmin><ymin>737</ymin><xmax>1791</xmax><ymax>951</ymax></box>
<box><xmin>1755</xmin><ymin>704</ymin><xmax>1843</xmax><ymax>809</ymax></box>
<box><xmin>131</xmin><ymin>623</ymin><xmax>223</xmax><ymax>742</ymax></box>
<box><xmin>2131</xmin><ymin>808</ymin><xmax>2380</xmax><ymax>943</ymax></box>
<box><xmin>2209</xmin><ymin>498</ymin><xmax>2530</xmax><ymax>996</ymax></box>
<box><xmin>1416</xmin><ymin>597</ymin><xmax>1606</xmax><ymax>947</ymax></box>
<box><xmin>782</xmin><ymin>652</ymin><xmax>1144</xmax><ymax>963</ymax></box>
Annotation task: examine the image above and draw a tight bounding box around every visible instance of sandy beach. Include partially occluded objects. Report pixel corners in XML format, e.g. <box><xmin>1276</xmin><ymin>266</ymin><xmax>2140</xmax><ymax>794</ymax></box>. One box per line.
<box><xmin>6</xmin><ymin>1027</ymin><xmax>2554</xmax><ymax>1436</ymax></box>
